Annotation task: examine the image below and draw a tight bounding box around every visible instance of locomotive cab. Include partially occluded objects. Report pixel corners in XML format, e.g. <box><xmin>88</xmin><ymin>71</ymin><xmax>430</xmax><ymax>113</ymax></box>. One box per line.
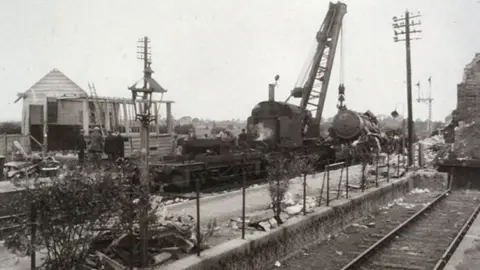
<box><xmin>247</xmin><ymin>101</ymin><xmax>308</xmax><ymax>150</ymax></box>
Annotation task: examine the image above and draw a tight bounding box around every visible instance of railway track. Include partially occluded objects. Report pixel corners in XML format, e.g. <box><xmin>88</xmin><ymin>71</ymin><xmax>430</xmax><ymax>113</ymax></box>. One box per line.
<box><xmin>340</xmin><ymin>189</ymin><xmax>480</xmax><ymax>270</ymax></box>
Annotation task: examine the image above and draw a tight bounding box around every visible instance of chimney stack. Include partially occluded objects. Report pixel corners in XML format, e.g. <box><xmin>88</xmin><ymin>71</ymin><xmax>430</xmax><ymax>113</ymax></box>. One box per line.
<box><xmin>268</xmin><ymin>83</ymin><xmax>275</xmax><ymax>101</ymax></box>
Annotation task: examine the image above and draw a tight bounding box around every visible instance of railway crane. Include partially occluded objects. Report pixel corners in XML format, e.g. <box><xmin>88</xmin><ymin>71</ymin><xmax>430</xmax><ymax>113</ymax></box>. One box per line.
<box><xmin>288</xmin><ymin>1</ymin><xmax>347</xmax><ymax>139</ymax></box>
<box><xmin>154</xmin><ymin>1</ymin><xmax>353</xmax><ymax>191</ymax></box>
<box><xmin>247</xmin><ymin>1</ymin><xmax>348</xmax><ymax>152</ymax></box>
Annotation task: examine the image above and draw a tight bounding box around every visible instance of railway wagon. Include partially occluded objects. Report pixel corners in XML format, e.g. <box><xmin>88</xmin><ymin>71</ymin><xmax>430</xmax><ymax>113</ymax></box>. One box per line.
<box><xmin>151</xmin><ymin>146</ymin><xmax>265</xmax><ymax>190</ymax></box>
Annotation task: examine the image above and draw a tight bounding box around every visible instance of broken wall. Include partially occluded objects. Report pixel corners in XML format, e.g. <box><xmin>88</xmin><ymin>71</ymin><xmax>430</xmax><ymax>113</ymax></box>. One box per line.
<box><xmin>454</xmin><ymin>54</ymin><xmax>480</xmax><ymax>159</ymax></box>
<box><xmin>457</xmin><ymin>53</ymin><xmax>480</xmax><ymax>122</ymax></box>
<box><xmin>454</xmin><ymin>120</ymin><xmax>480</xmax><ymax>159</ymax></box>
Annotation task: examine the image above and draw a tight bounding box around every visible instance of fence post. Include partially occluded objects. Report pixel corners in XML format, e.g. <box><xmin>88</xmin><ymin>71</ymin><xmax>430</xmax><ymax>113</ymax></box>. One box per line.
<box><xmin>326</xmin><ymin>160</ymin><xmax>330</xmax><ymax>206</ymax></box>
<box><xmin>302</xmin><ymin>171</ymin><xmax>307</xmax><ymax>215</ymax></box>
<box><xmin>375</xmin><ymin>152</ymin><xmax>379</xmax><ymax>188</ymax></box>
<box><xmin>361</xmin><ymin>161</ymin><xmax>366</xmax><ymax>192</ymax></box>
<box><xmin>195</xmin><ymin>172</ymin><xmax>201</xmax><ymax>256</ymax></box>
<box><xmin>319</xmin><ymin>170</ymin><xmax>326</xmax><ymax>206</ymax></box>
<box><xmin>397</xmin><ymin>154</ymin><xmax>400</xmax><ymax>177</ymax></box>
<box><xmin>337</xmin><ymin>164</ymin><xmax>344</xmax><ymax>199</ymax></box>
<box><xmin>3</xmin><ymin>135</ymin><xmax>7</xmax><ymax>156</ymax></box>
<box><xmin>345</xmin><ymin>155</ymin><xmax>349</xmax><ymax>199</ymax></box>
<box><xmin>387</xmin><ymin>153</ymin><xmax>390</xmax><ymax>183</ymax></box>
<box><xmin>30</xmin><ymin>203</ymin><xmax>37</xmax><ymax>270</ymax></box>
<box><xmin>241</xmin><ymin>158</ymin><xmax>246</xmax><ymax>239</ymax></box>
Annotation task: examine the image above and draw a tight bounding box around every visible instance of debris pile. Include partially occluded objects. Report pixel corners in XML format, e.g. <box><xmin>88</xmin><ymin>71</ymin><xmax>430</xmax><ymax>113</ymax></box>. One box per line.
<box><xmin>379</xmin><ymin>197</ymin><xmax>416</xmax><ymax>210</ymax></box>
<box><xmin>409</xmin><ymin>188</ymin><xmax>431</xmax><ymax>194</ymax></box>
<box><xmin>276</xmin><ymin>192</ymin><xmax>317</xmax><ymax>216</ymax></box>
<box><xmin>418</xmin><ymin>135</ymin><xmax>447</xmax><ymax>163</ymax></box>
<box><xmin>454</xmin><ymin>120</ymin><xmax>480</xmax><ymax>159</ymax></box>
<box><xmin>228</xmin><ymin>192</ymin><xmax>318</xmax><ymax>232</ymax></box>
<box><xmin>151</xmin><ymin>195</ymin><xmax>189</xmax><ymax>206</ymax></box>
<box><xmin>80</xmin><ymin>210</ymin><xmax>215</xmax><ymax>269</ymax></box>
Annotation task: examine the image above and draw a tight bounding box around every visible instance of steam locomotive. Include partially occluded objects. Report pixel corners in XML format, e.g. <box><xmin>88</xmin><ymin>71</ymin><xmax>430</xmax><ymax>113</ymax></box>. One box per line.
<box><xmin>329</xmin><ymin>109</ymin><xmax>391</xmax><ymax>157</ymax></box>
<box><xmin>153</xmin><ymin>102</ymin><xmax>382</xmax><ymax>191</ymax></box>
<box><xmin>329</xmin><ymin>109</ymin><xmax>382</xmax><ymax>143</ymax></box>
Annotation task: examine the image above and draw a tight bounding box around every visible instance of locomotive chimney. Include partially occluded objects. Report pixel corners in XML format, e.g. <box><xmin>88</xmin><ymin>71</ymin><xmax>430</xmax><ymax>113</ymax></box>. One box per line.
<box><xmin>268</xmin><ymin>83</ymin><xmax>275</xmax><ymax>101</ymax></box>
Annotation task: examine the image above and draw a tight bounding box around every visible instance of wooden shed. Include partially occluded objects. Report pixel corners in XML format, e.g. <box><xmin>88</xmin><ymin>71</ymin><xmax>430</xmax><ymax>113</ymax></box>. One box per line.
<box><xmin>15</xmin><ymin>69</ymin><xmax>175</xmax><ymax>156</ymax></box>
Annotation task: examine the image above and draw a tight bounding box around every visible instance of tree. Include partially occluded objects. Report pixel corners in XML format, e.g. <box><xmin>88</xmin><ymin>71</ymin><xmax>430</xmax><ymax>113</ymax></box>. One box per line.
<box><xmin>0</xmin><ymin>121</ymin><xmax>21</xmax><ymax>134</ymax></box>
<box><xmin>265</xmin><ymin>154</ymin><xmax>300</xmax><ymax>222</ymax></box>
<box><xmin>291</xmin><ymin>154</ymin><xmax>317</xmax><ymax>214</ymax></box>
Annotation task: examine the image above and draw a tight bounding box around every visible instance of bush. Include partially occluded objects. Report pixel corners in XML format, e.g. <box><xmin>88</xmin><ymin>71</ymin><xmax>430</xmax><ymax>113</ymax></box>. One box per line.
<box><xmin>5</xmin><ymin>161</ymin><xmax>155</xmax><ymax>269</ymax></box>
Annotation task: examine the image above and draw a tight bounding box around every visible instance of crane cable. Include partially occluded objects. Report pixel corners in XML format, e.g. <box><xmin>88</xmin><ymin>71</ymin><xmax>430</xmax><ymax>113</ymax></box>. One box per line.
<box><xmin>337</xmin><ymin>22</ymin><xmax>346</xmax><ymax>110</ymax></box>
<box><xmin>339</xmin><ymin>23</ymin><xmax>345</xmax><ymax>85</ymax></box>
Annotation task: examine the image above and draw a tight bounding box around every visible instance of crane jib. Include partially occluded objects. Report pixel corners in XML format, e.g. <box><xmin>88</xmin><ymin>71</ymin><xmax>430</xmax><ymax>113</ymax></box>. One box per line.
<box><xmin>291</xmin><ymin>2</ymin><xmax>347</xmax><ymax>136</ymax></box>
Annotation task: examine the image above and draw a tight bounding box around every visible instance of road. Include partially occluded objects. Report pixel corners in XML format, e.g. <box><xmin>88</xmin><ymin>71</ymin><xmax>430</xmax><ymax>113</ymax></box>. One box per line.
<box><xmin>165</xmin><ymin>164</ymin><xmax>365</xmax><ymax>223</ymax></box>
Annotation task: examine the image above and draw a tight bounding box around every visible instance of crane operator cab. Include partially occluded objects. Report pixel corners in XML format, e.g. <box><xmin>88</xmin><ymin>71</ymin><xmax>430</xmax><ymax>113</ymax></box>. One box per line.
<box><xmin>246</xmin><ymin>101</ymin><xmax>311</xmax><ymax>150</ymax></box>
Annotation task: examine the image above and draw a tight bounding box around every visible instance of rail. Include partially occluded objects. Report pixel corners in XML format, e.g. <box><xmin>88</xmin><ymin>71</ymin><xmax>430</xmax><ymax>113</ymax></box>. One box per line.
<box><xmin>433</xmin><ymin>200</ymin><xmax>480</xmax><ymax>270</ymax></box>
<box><xmin>340</xmin><ymin>188</ymin><xmax>452</xmax><ymax>270</ymax></box>
<box><xmin>340</xmin><ymin>189</ymin><xmax>480</xmax><ymax>270</ymax></box>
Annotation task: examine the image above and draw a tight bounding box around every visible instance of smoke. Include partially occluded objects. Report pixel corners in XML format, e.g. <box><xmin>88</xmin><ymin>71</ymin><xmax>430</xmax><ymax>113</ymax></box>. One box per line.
<box><xmin>255</xmin><ymin>122</ymin><xmax>273</xmax><ymax>141</ymax></box>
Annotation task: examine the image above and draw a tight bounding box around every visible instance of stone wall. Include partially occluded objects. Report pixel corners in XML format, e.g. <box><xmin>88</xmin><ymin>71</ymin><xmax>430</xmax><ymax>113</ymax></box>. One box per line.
<box><xmin>164</xmin><ymin>171</ymin><xmax>447</xmax><ymax>270</ymax></box>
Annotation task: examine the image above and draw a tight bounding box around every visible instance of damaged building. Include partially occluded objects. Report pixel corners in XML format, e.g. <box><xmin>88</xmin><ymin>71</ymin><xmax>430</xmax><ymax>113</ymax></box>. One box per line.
<box><xmin>453</xmin><ymin>54</ymin><xmax>480</xmax><ymax>159</ymax></box>
<box><xmin>15</xmin><ymin>69</ymin><xmax>175</xmax><ymax>156</ymax></box>
<box><xmin>435</xmin><ymin>53</ymin><xmax>480</xmax><ymax>190</ymax></box>
<box><xmin>457</xmin><ymin>53</ymin><xmax>480</xmax><ymax>122</ymax></box>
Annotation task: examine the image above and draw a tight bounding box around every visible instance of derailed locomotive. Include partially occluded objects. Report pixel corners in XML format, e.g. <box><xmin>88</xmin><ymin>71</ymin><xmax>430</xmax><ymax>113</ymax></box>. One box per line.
<box><xmin>329</xmin><ymin>109</ymin><xmax>390</xmax><ymax>157</ymax></box>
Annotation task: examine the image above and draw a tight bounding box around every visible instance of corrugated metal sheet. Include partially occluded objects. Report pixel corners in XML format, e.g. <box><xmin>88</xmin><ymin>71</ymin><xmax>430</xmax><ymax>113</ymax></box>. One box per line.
<box><xmin>24</xmin><ymin>69</ymin><xmax>87</xmax><ymax>101</ymax></box>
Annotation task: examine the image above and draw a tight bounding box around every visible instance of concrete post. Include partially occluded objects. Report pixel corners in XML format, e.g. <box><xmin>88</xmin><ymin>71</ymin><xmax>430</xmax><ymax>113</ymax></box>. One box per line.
<box><xmin>166</xmin><ymin>102</ymin><xmax>173</xmax><ymax>134</ymax></box>
<box><xmin>122</xmin><ymin>101</ymin><xmax>129</xmax><ymax>135</ymax></box>
<box><xmin>105</xmin><ymin>102</ymin><xmax>111</xmax><ymax>131</ymax></box>
<box><xmin>42</xmin><ymin>101</ymin><xmax>48</xmax><ymax>157</ymax></box>
<box><xmin>154</xmin><ymin>102</ymin><xmax>160</xmax><ymax>134</ymax></box>
<box><xmin>82</xmin><ymin>98</ymin><xmax>89</xmax><ymax>135</ymax></box>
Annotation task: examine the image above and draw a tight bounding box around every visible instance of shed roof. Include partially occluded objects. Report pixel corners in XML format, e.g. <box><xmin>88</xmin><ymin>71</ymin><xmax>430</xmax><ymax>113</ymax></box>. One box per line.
<box><xmin>25</xmin><ymin>68</ymin><xmax>87</xmax><ymax>97</ymax></box>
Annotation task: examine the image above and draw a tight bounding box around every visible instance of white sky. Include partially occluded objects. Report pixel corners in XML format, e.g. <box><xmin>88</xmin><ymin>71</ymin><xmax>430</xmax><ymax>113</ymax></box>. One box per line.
<box><xmin>0</xmin><ymin>0</ymin><xmax>479</xmax><ymax>122</ymax></box>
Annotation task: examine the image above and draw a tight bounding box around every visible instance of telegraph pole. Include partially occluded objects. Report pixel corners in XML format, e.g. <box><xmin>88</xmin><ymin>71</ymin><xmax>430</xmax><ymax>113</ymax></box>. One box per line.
<box><xmin>393</xmin><ymin>10</ymin><xmax>422</xmax><ymax>167</ymax></box>
<box><xmin>136</xmin><ymin>36</ymin><xmax>151</xmax><ymax>267</ymax></box>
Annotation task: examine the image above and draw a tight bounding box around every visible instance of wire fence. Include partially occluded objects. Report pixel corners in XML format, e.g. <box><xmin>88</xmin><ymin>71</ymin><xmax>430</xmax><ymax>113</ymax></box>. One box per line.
<box><xmin>186</xmin><ymin>150</ymin><xmax>415</xmax><ymax>257</ymax></box>
<box><xmin>0</xmin><ymin>144</ymin><xmax>427</xmax><ymax>268</ymax></box>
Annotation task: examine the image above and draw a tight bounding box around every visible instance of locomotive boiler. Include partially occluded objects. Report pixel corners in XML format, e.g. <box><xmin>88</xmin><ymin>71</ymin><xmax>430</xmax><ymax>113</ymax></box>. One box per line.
<box><xmin>329</xmin><ymin>109</ymin><xmax>381</xmax><ymax>144</ymax></box>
